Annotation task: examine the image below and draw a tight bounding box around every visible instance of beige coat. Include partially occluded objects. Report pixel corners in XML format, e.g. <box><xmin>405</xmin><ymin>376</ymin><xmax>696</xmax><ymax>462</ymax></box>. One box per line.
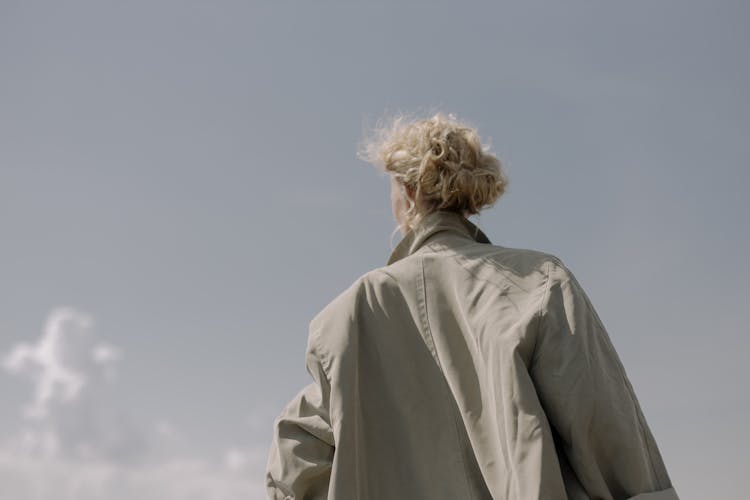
<box><xmin>266</xmin><ymin>209</ymin><xmax>679</xmax><ymax>500</ymax></box>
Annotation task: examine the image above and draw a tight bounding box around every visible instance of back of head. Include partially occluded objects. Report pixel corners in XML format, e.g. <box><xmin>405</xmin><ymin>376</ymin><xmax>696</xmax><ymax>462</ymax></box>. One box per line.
<box><xmin>357</xmin><ymin>111</ymin><xmax>508</xmax><ymax>231</ymax></box>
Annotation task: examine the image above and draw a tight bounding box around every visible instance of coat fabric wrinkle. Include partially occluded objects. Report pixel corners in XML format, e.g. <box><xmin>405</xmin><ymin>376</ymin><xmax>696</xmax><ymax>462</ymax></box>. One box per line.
<box><xmin>266</xmin><ymin>209</ymin><xmax>679</xmax><ymax>500</ymax></box>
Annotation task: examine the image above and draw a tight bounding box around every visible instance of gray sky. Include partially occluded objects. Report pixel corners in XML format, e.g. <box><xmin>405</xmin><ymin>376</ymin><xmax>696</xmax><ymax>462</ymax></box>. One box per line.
<box><xmin>1</xmin><ymin>1</ymin><xmax>747</xmax><ymax>498</ymax></box>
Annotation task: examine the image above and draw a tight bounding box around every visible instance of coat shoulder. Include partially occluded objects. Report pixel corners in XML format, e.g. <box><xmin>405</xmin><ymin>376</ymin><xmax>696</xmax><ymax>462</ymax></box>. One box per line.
<box><xmin>468</xmin><ymin>242</ymin><xmax>561</xmax><ymax>274</ymax></box>
<box><xmin>425</xmin><ymin>239</ymin><xmax>563</xmax><ymax>295</ymax></box>
<box><xmin>307</xmin><ymin>268</ymin><xmax>397</xmax><ymax>353</ymax></box>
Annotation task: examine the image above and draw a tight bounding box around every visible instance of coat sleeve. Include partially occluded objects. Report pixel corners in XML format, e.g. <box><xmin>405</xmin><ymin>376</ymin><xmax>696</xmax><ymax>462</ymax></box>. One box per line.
<box><xmin>529</xmin><ymin>257</ymin><xmax>679</xmax><ymax>500</ymax></box>
<box><xmin>265</xmin><ymin>337</ymin><xmax>335</xmax><ymax>500</ymax></box>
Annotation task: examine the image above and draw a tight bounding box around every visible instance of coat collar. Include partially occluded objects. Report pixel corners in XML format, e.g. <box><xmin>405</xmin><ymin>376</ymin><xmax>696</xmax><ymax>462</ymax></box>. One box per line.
<box><xmin>386</xmin><ymin>209</ymin><xmax>492</xmax><ymax>265</ymax></box>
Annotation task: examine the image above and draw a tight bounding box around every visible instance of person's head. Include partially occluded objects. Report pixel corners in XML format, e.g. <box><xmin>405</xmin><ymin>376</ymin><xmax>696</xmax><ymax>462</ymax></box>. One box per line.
<box><xmin>358</xmin><ymin>111</ymin><xmax>508</xmax><ymax>236</ymax></box>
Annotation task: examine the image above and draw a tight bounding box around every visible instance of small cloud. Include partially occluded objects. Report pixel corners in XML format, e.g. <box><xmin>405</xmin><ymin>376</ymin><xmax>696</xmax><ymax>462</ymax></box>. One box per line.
<box><xmin>223</xmin><ymin>445</ymin><xmax>268</xmax><ymax>477</ymax></box>
<box><xmin>2</xmin><ymin>307</ymin><xmax>95</xmax><ymax>420</ymax></box>
<box><xmin>91</xmin><ymin>343</ymin><xmax>122</xmax><ymax>382</ymax></box>
<box><xmin>92</xmin><ymin>343</ymin><xmax>121</xmax><ymax>365</ymax></box>
<box><xmin>1</xmin><ymin>306</ymin><xmax>147</xmax><ymax>463</ymax></box>
<box><xmin>223</xmin><ymin>448</ymin><xmax>250</xmax><ymax>472</ymax></box>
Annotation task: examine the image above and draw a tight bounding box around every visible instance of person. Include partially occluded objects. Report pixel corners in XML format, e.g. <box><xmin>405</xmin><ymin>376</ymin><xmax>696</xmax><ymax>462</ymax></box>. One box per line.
<box><xmin>265</xmin><ymin>112</ymin><xmax>679</xmax><ymax>500</ymax></box>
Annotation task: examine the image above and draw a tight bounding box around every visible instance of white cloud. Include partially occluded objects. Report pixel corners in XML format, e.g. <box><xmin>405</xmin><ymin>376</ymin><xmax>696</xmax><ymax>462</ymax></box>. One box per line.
<box><xmin>1</xmin><ymin>307</ymin><xmax>267</xmax><ymax>500</ymax></box>
<box><xmin>1</xmin><ymin>306</ymin><xmax>146</xmax><ymax>463</ymax></box>
<box><xmin>224</xmin><ymin>448</ymin><xmax>249</xmax><ymax>472</ymax></box>
<box><xmin>91</xmin><ymin>343</ymin><xmax>122</xmax><ymax>383</ymax></box>
<box><xmin>91</xmin><ymin>344</ymin><xmax>121</xmax><ymax>365</ymax></box>
<box><xmin>3</xmin><ymin>307</ymin><xmax>94</xmax><ymax>420</ymax></box>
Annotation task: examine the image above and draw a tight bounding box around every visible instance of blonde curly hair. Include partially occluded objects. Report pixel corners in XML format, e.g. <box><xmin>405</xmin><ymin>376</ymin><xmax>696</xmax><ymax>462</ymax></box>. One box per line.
<box><xmin>357</xmin><ymin>110</ymin><xmax>508</xmax><ymax>231</ymax></box>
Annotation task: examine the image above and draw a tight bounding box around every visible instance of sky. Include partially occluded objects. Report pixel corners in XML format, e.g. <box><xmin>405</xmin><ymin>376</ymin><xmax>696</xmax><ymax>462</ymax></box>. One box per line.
<box><xmin>0</xmin><ymin>1</ymin><xmax>747</xmax><ymax>498</ymax></box>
